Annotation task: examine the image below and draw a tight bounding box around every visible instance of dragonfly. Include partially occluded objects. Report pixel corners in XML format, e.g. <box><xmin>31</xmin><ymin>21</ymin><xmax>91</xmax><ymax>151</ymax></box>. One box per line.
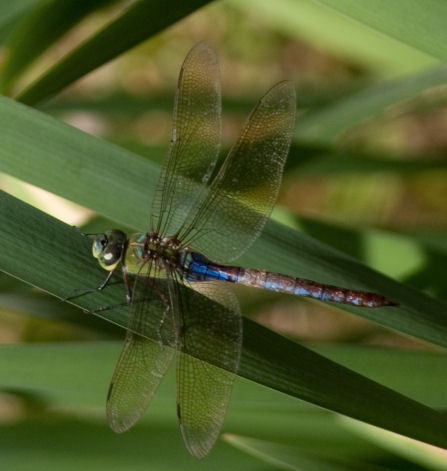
<box><xmin>90</xmin><ymin>42</ymin><xmax>396</xmax><ymax>459</ymax></box>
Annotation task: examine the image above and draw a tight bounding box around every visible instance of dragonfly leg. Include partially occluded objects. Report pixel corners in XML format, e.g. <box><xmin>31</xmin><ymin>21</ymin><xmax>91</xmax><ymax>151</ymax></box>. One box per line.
<box><xmin>63</xmin><ymin>269</ymin><xmax>117</xmax><ymax>302</ymax></box>
<box><xmin>90</xmin><ymin>300</ymin><xmax>128</xmax><ymax>314</ymax></box>
<box><xmin>89</xmin><ymin>266</ymin><xmax>131</xmax><ymax>314</ymax></box>
<box><xmin>79</xmin><ymin>265</ymin><xmax>132</xmax><ymax>311</ymax></box>
<box><xmin>98</xmin><ymin>269</ymin><xmax>115</xmax><ymax>290</ymax></box>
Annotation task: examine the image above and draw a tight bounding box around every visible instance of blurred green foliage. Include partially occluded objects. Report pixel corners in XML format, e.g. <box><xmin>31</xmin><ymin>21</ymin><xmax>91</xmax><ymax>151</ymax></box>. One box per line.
<box><xmin>0</xmin><ymin>0</ymin><xmax>446</xmax><ymax>469</ymax></box>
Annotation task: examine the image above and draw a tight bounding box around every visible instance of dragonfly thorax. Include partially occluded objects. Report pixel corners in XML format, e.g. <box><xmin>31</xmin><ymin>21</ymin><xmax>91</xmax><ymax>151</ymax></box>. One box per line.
<box><xmin>125</xmin><ymin>232</ymin><xmax>185</xmax><ymax>275</ymax></box>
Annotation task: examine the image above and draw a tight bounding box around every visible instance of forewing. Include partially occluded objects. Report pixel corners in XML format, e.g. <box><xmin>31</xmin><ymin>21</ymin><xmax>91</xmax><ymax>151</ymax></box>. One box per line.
<box><xmin>107</xmin><ymin>272</ymin><xmax>177</xmax><ymax>433</ymax></box>
<box><xmin>175</xmin><ymin>281</ymin><xmax>242</xmax><ymax>459</ymax></box>
<box><xmin>150</xmin><ymin>41</ymin><xmax>221</xmax><ymax>237</ymax></box>
<box><xmin>179</xmin><ymin>81</ymin><xmax>296</xmax><ymax>263</ymax></box>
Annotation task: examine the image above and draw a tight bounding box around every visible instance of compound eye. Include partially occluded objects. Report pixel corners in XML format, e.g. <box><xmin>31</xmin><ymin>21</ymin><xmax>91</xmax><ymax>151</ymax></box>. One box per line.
<box><xmin>91</xmin><ymin>230</ymin><xmax>126</xmax><ymax>271</ymax></box>
<box><xmin>92</xmin><ymin>234</ymin><xmax>108</xmax><ymax>259</ymax></box>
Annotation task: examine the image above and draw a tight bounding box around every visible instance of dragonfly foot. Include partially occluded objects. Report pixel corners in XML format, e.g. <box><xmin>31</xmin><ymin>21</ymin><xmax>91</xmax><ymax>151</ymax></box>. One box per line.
<box><xmin>90</xmin><ymin>302</ymin><xmax>128</xmax><ymax>314</ymax></box>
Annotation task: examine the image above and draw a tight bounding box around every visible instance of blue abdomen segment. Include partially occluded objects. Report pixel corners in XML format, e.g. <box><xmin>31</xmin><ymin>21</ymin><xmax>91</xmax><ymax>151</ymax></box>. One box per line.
<box><xmin>185</xmin><ymin>252</ymin><xmax>240</xmax><ymax>283</ymax></box>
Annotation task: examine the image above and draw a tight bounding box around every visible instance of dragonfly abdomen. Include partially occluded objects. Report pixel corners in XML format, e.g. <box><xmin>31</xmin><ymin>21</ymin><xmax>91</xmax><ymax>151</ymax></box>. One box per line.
<box><xmin>237</xmin><ymin>269</ymin><xmax>395</xmax><ymax>307</ymax></box>
<box><xmin>185</xmin><ymin>252</ymin><xmax>395</xmax><ymax>307</ymax></box>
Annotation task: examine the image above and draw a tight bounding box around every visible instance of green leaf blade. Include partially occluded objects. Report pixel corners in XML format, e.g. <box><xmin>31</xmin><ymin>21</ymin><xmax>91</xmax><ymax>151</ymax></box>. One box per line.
<box><xmin>16</xmin><ymin>0</ymin><xmax>212</xmax><ymax>105</ymax></box>
<box><xmin>0</xmin><ymin>0</ymin><xmax>119</xmax><ymax>93</ymax></box>
<box><xmin>318</xmin><ymin>0</ymin><xmax>447</xmax><ymax>61</ymax></box>
<box><xmin>295</xmin><ymin>65</ymin><xmax>447</xmax><ymax>144</ymax></box>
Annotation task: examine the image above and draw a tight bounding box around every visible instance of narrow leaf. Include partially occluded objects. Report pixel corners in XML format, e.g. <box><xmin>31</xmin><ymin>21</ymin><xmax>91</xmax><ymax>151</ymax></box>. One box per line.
<box><xmin>231</xmin><ymin>0</ymin><xmax>437</xmax><ymax>75</ymax></box>
<box><xmin>296</xmin><ymin>65</ymin><xmax>447</xmax><ymax>144</ymax></box>
<box><xmin>318</xmin><ymin>0</ymin><xmax>447</xmax><ymax>61</ymax></box>
<box><xmin>225</xmin><ymin>435</ymin><xmax>390</xmax><ymax>471</ymax></box>
<box><xmin>16</xmin><ymin>0</ymin><xmax>212</xmax><ymax>105</ymax></box>
<box><xmin>0</xmin><ymin>0</ymin><xmax>119</xmax><ymax>93</ymax></box>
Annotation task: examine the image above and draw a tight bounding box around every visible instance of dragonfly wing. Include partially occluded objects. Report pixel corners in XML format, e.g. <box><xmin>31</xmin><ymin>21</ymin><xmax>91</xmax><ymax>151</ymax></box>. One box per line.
<box><xmin>107</xmin><ymin>272</ymin><xmax>177</xmax><ymax>433</ymax></box>
<box><xmin>150</xmin><ymin>41</ymin><xmax>221</xmax><ymax>237</ymax></box>
<box><xmin>174</xmin><ymin>281</ymin><xmax>242</xmax><ymax>459</ymax></box>
<box><xmin>179</xmin><ymin>81</ymin><xmax>296</xmax><ymax>263</ymax></box>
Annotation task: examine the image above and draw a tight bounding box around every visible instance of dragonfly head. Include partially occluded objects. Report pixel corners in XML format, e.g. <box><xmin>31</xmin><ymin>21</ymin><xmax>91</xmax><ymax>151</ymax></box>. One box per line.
<box><xmin>92</xmin><ymin>230</ymin><xmax>127</xmax><ymax>271</ymax></box>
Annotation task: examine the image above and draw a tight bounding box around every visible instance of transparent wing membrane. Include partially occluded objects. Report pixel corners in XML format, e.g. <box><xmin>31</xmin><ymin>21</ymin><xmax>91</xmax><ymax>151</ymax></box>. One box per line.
<box><xmin>150</xmin><ymin>41</ymin><xmax>221</xmax><ymax>237</ymax></box>
<box><xmin>107</xmin><ymin>271</ymin><xmax>176</xmax><ymax>433</ymax></box>
<box><xmin>175</xmin><ymin>282</ymin><xmax>242</xmax><ymax>459</ymax></box>
<box><xmin>179</xmin><ymin>81</ymin><xmax>296</xmax><ymax>263</ymax></box>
